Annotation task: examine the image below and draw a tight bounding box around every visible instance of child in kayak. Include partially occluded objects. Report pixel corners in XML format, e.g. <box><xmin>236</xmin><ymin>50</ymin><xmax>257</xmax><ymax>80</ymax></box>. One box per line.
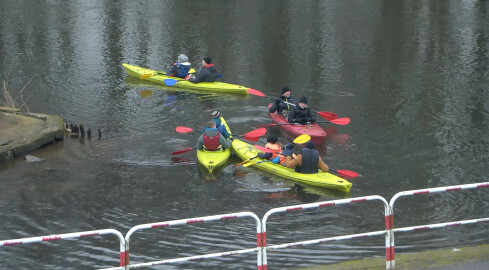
<box><xmin>200</xmin><ymin>111</ymin><xmax>231</xmax><ymax>139</ymax></box>
<box><xmin>258</xmin><ymin>135</ymin><xmax>284</xmax><ymax>164</ymax></box>
<box><xmin>167</xmin><ymin>54</ymin><xmax>192</xmax><ymax>78</ymax></box>
<box><xmin>288</xmin><ymin>96</ymin><xmax>316</xmax><ymax>125</ymax></box>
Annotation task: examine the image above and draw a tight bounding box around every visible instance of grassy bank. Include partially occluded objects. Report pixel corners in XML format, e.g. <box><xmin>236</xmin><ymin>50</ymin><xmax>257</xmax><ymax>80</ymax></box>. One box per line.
<box><xmin>297</xmin><ymin>244</ymin><xmax>489</xmax><ymax>270</ymax></box>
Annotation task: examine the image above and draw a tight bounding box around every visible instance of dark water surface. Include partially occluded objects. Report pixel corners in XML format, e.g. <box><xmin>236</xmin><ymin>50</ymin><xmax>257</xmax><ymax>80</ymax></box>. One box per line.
<box><xmin>1</xmin><ymin>1</ymin><xmax>488</xmax><ymax>269</ymax></box>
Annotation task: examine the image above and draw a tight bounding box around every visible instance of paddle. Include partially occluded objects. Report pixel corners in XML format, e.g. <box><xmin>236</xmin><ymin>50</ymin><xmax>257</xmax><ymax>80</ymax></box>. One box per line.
<box><xmin>175</xmin><ymin>127</ymin><xmax>267</xmax><ymax>141</ymax></box>
<box><xmin>235</xmin><ymin>134</ymin><xmax>311</xmax><ymax>167</ymax></box>
<box><xmin>246</xmin><ymin>88</ymin><xmax>339</xmax><ymax>121</ymax></box>
<box><xmin>329</xmin><ymin>169</ymin><xmax>359</xmax><ymax>178</ymax></box>
<box><xmin>171</xmin><ymin>147</ymin><xmax>196</xmax><ymax>155</ymax></box>
<box><xmin>258</xmin><ymin>117</ymin><xmax>350</xmax><ymax>127</ymax></box>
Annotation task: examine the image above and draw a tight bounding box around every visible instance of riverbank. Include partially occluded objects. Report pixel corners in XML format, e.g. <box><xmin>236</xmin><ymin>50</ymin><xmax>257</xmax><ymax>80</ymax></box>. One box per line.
<box><xmin>298</xmin><ymin>244</ymin><xmax>489</xmax><ymax>270</ymax></box>
<box><xmin>0</xmin><ymin>107</ymin><xmax>65</xmax><ymax>161</ymax></box>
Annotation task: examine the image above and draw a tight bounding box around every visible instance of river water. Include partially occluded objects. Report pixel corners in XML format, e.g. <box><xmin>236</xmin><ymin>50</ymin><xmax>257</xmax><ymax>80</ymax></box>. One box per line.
<box><xmin>0</xmin><ymin>1</ymin><xmax>488</xmax><ymax>269</ymax></box>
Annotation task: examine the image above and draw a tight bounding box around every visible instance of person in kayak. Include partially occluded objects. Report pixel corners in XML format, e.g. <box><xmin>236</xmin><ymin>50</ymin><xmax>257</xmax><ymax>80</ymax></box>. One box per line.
<box><xmin>200</xmin><ymin>111</ymin><xmax>231</xmax><ymax>139</ymax></box>
<box><xmin>196</xmin><ymin>121</ymin><xmax>231</xmax><ymax>151</ymax></box>
<box><xmin>285</xmin><ymin>141</ymin><xmax>329</xmax><ymax>173</ymax></box>
<box><xmin>188</xmin><ymin>56</ymin><xmax>217</xmax><ymax>83</ymax></box>
<box><xmin>167</xmin><ymin>54</ymin><xmax>192</xmax><ymax>78</ymax></box>
<box><xmin>287</xmin><ymin>96</ymin><xmax>316</xmax><ymax>125</ymax></box>
<box><xmin>269</xmin><ymin>86</ymin><xmax>297</xmax><ymax>118</ymax></box>
<box><xmin>258</xmin><ymin>135</ymin><xmax>284</xmax><ymax>164</ymax></box>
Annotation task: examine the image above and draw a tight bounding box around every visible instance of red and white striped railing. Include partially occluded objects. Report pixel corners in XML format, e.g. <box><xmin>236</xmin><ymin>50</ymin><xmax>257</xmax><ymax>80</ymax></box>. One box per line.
<box><xmin>1</xmin><ymin>229</ymin><xmax>125</xmax><ymax>269</ymax></box>
<box><xmin>123</xmin><ymin>211</ymin><xmax>262</xmax><ymax>269</ymax></box>
<box><xmin>387</xmin><ymin>182</ymin><xmax>489</xmax><ymax>269</ymax></box>
<box><xmin>261</xmin><ymin>195</ymin><xmax>390</xmax><ymax>270</ymax></box>
<box><xmin>2</xmin><ymin>182</ymin><xmax>488</xmax><ymax>269</ymax></box>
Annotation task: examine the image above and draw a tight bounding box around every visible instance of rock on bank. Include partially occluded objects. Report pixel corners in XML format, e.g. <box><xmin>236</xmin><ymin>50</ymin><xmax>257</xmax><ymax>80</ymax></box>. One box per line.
<box><xmin>0</xmin><ymin>107</ymin><xmax>64</xmax><ymax>161</ymax></box>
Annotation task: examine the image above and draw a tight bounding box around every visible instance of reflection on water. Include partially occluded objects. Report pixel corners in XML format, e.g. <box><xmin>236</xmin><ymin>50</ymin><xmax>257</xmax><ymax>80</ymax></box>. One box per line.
<box><xmin>1</xmin><ymin>0</ymin><xmax>488</xmax><ymax>269</ymax></box>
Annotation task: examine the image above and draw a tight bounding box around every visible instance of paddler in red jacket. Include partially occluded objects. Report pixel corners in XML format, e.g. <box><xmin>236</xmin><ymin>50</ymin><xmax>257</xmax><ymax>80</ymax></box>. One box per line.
<box><xmin>196</xmin><ymin>121</ymin><xmax>231</xmax><ymax>151</ymax></box>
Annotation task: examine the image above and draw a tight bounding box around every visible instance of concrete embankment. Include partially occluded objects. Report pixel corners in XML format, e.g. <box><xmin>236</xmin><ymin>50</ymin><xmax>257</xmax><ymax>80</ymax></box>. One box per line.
<box><xmin>0</xmin><ymin>107</ymin><xmax>65</xmax><ymax>161</ymax></box>
<box><xmin>298</xmin><ymin>244</ymin><xmax>489</xmax><ymax>270</ymax></box>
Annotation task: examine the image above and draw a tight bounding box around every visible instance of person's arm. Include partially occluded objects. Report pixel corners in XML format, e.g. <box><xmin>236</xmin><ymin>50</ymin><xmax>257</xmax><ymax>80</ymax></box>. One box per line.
<box><xmin>285</xmin><ymin>155</ymin><xmax>302</xmax><ymax>169</ymax></box>
<box><xmin>188</xmin><ymin>68</ymin><xmax>207</xmax><ymax>83</ymax></box>
<box><xmin>196</xmin><ymin>135</ymin><xmax>204</xmax><ymax>150</ymax></box>
<box><xmin>318</xmin><ymin>157</ymin><xmax>329</xmax><ymax>172</ymax></box>
<box><xmin>258</xmin><ymin>152</ymin><xmax>272</xmax><ymax>159</ymax></box>
<box><xmin>220</xmin><ymin>134</ymin><xmax>232</xmax><ymax>149</ymax></box>
<box><xmin>308</xmin><ymin>108</ymin><xmax>316</xmax><ymax>122</ymax></box>
<box><xmin>269</xmin><ymin>102</ymin><xmax>278</xmax><ymax>113</ymax></box>
<box><xmin>287</xmin><ymin>108</ymin><xmax>297</xmax><ymax>123</ymax></box>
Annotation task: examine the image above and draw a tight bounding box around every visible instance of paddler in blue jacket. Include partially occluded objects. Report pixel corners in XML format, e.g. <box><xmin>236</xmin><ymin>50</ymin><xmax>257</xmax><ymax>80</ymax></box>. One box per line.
<box><xmin>196</xmin><ymin>121</ymin><xmax>231</xmax><ymax>151</ymax></box>
<box><xmin>269</xmin><ymin>86</ymin><xmax>296</xmax><ymax>118</ymax></box>
<box><xmin>188</xmin><ymin>57</ymin><xmax>217</xmax><ymax>83</ymax></box>
<box><xmin>201</xmin><ymin>111</ymin><xmax>231</xmax><ymax>139</ymax></box>
<box><xmin>167</xmin><ymin>54</ymin><xmax>192</xmax><ymax>78</ymax></box>
<box><xmin>285</xmin><ymin>141</ymin><xmax>329</xmax><ymax>173</ymax></box>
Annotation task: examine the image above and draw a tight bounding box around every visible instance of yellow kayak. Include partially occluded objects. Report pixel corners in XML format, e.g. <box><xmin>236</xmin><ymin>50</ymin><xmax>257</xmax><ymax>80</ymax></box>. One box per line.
<box><xmin>122</xmin><ymin>63</ymin><xmax>250</xmax><ymax>95</ymax></box>
<box><xmin>196</xmin><ymin>117</ymin><xmax>232</xmax><ymax>173</ymax></box>
<box><xmin>232</xmin><ymin>139</ymin><xmax>352</xmax><ymax>192</ymax></box>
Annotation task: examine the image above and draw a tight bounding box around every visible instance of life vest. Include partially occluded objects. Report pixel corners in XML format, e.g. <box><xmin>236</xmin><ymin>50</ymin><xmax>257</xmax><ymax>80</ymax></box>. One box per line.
<box><xmin>265</xmin><ymin>143</ymin><xmax>283</xmax><ymax>162</ymax></box>
<box><xmin>296</xmin><ymin>148</ymin><xmax>319</xmax><ymax>174</ymax></box>
<box><xmin>203</xmin><ymin>133</ymin><xmax>222</xmax><ymax>151</ymax></box>
<box><xmin>173</xmin><ymin>62</ymin><xmax>191</xmax><ymax>78</ymax></box>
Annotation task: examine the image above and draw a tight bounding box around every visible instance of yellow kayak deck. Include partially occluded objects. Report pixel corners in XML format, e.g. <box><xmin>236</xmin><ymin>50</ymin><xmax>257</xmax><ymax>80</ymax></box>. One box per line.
<box><xmin>232</xmin><ymin>139</ymin><xmax>352</xmax><ymax>192</ymax></box>
<box><xmin>196</xmin><ymin>117</ymin><xmax>232</xmax><ymax>173</ymax></box>
<box><xmin>122</xmin><ymin>63</ymin><xmax>249</xmax><ymax>95</ymax></box>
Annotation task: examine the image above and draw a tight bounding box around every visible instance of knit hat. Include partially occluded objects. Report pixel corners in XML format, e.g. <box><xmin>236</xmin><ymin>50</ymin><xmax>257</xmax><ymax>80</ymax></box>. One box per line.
<box><xmin>267</xmin><ymin>135</ymin><xmax>278</xmax><ymax>144</ymax></box>
<box><xmin>203</xmin><ymin>57</ymin><xmax>212</xmax><ymax>64</ymax></box>
<box><xmin>281</xmin><ymin>86</ymin><xmax>291</xmax><ymax>95</ymax></box>
<box><xmin>285</xmin><ymin>143</ymin><xmax>294</xmax><ymax>150</ymax></box>
<box><xmin>178</xmin><ymin>54</ymin><xmax>188</xmax><ymax>62</ymax></box>
<box><xmin>211</xmin><ymin>110</ymin><xmax>221</xmax><ymax>119</ymax></box>
<box><xmin>305</xmin><ymin>141</ymin><xmax>315</xmax><ymax>149</ymax></box>
<box><xmin>299</xmin><ymin>96</ymin><xmax>308</xmax><ymax>104</ymax></box>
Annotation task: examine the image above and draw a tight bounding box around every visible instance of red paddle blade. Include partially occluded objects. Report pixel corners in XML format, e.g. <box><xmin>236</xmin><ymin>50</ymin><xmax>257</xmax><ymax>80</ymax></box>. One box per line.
<box><xmin>242</xmin><ymin>127</ymin><xmax>266</xmax><ymax>137</ymax></box>
<box><xmin>243</xmin><ymin>136</ymin><xmax>260</xmax><ymax>142</ymax></box>
<box><xmin>254</xmin><ymin>145</ymin><xmax>275</xmax><ymax>153</ymax></box>
<box><xmin>330</xmin><ymin>117</ymin><xmax>350</xmax><ymax>125</ymax></box>
<box><xmin>336</xmin><ymin>170</ymin><xmax>359</xmax><ymax>178</ymax></box>
<box><xmin>171</xmin><ymin>148</ymin><xmax>195</xmax><ymax>155</ymax></box>
<box><xmin>318</xmin><ymin>111</ymin><xmax>338</xmax><ymax>121</ymax></box>
<box><xmin>246</xmin><ymin>88</ymin><xmax>265</xmax><ymax>97</ymax></box>
<box><xmin>176</xmin><ymin>126</ymin><xmax>194</xmax><ymax>133</ymax></box>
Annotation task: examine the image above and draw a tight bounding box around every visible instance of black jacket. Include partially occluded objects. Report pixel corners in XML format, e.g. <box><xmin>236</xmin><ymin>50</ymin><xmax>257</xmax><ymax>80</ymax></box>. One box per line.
<box><xmin>287</xmin><ymin>106</ymin><xmax>316</xmax><ymax>124</ymax></box>
<box><xmin>189</xmin><ymin>65</ymin><xmax>217</xmax><ymax>83</ymax></box>
<box><xmin>269</xmin><ymin>96</ymin><xmax>296</xmax><ymax>115</ymax></box>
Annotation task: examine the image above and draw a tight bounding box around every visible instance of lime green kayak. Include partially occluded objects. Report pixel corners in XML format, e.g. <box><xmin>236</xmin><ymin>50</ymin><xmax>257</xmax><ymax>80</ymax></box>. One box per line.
<box><xmin>196</xmin><ymin>117</ymin><xmax>232</xmax><ymax>173</ymax></box>
<box><xmin>232</xmin><ymin>139</ymin><xmax>352</xmax><ymax>192</ymax></box>
<box><xmin>122</xmin><ymin>63</ymin><xmax>249</xmax><ymax>95</ymax></box>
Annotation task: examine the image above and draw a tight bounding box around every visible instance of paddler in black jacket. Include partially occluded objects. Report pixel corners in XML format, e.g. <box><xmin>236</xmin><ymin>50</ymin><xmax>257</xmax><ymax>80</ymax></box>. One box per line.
<box><xmin>287</xmin><ymin>96</ymin><xmax>316</xmax><ymax>125</ymax></box>
<box><xmin>269</xmin><ymin>86</ymin><xmax>296</xmax><ymax>118</ymax></box>
<box><xmin>285</xmin><ymin>141</ymin><xmax>329</xmax><ymax>174</ymax></box>
<box><xmin>188</xmin><ymin>57</ymin><xmax>217</xmax><ymax>83</ymax></box>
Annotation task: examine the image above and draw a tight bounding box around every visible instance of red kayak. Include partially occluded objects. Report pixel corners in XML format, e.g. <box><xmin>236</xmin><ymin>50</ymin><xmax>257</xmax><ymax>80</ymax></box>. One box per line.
<box><xmin>267</xmin><ymin>104</ymin><xmax>326</xmax><ymax>141</ymax></box>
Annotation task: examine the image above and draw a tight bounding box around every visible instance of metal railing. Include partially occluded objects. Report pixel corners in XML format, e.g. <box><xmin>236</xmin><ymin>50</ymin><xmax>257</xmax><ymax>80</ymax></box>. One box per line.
<box><xmin>1</xmin><ymin>182</ymin><xmax>488</xmax><ymax>269</ymax></box>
